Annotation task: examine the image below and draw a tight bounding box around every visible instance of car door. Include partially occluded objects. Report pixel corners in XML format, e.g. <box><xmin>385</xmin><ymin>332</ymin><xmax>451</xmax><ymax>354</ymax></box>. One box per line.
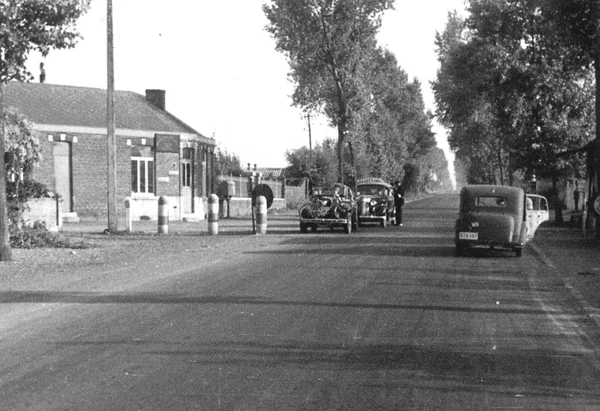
<box><xmin>526</xmin><ymin>194</ymin><xmax>549</xmax><ymax>240</ymax></box>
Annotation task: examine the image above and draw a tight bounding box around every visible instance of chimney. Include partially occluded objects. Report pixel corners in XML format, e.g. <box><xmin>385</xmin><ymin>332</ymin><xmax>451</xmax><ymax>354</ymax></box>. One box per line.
<box><xmin>145</xmin><ymin>89</ymin><xmax>165</xmax><ymax>110</ymax></box>
<box><xmin>39</xmin><ymin>62</ymin><xmax>46</xmax><ymax>83</ymax></box>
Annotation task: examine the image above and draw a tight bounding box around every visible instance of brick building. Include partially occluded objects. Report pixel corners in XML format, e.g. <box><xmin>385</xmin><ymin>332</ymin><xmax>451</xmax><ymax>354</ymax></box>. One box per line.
<box><xmin>4</xmin><ymin>82</ymin><xmax>216</xmax><ymax>222</ymax></box>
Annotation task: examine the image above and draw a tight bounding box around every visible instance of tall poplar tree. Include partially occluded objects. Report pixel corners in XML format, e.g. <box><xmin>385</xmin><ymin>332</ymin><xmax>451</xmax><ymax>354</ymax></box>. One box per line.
<box><xmin>263</xmin><ymin>0</ymin><xmax>394</xmax><ymax>184</ymax></box>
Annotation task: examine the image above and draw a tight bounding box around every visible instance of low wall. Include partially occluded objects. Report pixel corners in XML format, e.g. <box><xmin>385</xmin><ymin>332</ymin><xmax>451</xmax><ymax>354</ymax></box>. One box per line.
<box><xmin>219</xmin><ymin>197</ymin><xmax>286</xmax><ymax>217</ymax></box>
<box><xmin>129</xmin><ymin>196</ymin><xmax>205</xmax><ymax>221</ymax></box>
<box><xmin>24</xmin><ymin>198</ymin><xmax>60</xmax><ymax>232</ymax></box>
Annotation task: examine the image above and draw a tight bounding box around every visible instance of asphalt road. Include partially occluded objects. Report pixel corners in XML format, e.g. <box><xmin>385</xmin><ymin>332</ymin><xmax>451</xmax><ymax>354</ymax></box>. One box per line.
<box><xmin>2</xmin><ymin>193</ymin><xmax>600</xmax><ymax>410</ymax></box>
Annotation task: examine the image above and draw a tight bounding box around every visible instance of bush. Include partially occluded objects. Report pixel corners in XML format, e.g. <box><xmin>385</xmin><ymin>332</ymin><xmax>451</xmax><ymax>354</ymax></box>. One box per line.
<box><xmin>9</xmin><ymin>220</ymin><xmax>88</xmax><ymax>249</ymax></box>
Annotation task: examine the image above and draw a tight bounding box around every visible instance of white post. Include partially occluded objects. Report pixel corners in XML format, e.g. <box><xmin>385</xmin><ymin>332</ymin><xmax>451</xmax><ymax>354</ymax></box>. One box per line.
<box><xmin>124</xmin><ymin>197</ymin><xmax>132</xmax><ymax>233</ymax></box>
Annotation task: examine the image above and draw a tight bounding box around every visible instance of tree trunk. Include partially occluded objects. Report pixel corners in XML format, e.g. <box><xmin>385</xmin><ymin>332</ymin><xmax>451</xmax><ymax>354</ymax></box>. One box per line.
<box><xmin>0</xmin><ymin>84</ymin><xmax>12</xmax><ymax>261</ymax></box>
<box><xmin>337</xmin><ymin>124</ymin><xmax>345</xmax><ymax>185</ymax></box>
<box><xmin>497</xmin><ymin>146</ymin><xmax>505</xmax><ymax>185</ymax></box>
<box><xmin>552</xmin><ymin>170</ymin><xmax>563</xmax><ymax>225</ymax></box>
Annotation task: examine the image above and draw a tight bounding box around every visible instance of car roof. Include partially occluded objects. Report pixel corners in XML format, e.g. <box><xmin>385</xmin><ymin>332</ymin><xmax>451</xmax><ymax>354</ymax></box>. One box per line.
<box><xmin>460</xmin><ymin>184</ymin><xmax>523</xmax><ymax>197</ymax></box>
<box><xmin>356</xmin><ymin>178</ymin><xmax>391</xmax><ymax>188</ymax></box>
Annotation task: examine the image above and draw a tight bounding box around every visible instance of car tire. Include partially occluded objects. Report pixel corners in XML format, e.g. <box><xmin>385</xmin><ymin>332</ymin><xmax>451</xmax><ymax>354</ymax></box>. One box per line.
<box><xmin>380</xmin><ymin>218</ymin><xmax>386</xmax><ymax>228</ymax></box>
<box><xmin>455</xmin><ymin>243</ymin><xmax>467</xmax><ymax>256</ymax></box>
<box><xmin>311</xmin><ymin>224</ymin><xmax>318</xmax><ymax>232</ymax></box>
<box><xmin>300</xmin><ymin>223</ymin><xmax>308</xmax><ymax>233</ymax></box>
<box><xmin>515</xmin><ymin>247</ymin><xmax>523</xmax><ymax>257</ymax></box>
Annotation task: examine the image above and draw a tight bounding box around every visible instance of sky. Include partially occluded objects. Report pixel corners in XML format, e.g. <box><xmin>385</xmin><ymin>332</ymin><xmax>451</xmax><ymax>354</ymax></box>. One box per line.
<box><xmin>26</xmin><ymin>0</ymin><xmax>467</xmax><ymax>181</ymax></box>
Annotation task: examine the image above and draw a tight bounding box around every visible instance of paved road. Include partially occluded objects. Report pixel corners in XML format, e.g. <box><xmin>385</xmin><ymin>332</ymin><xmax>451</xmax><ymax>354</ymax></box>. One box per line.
<box><xmin>2</xmin><ymin>193</ymin><xmax>600</xmax><ymax>410</ymax></box>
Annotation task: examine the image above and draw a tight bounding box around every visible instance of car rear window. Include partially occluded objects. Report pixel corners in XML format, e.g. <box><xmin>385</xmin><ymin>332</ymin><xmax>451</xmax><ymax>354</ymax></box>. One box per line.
<box><xmin>475</xmin><ymin>196</ymin><xmax>507</xmax><ymax>207</ymax></box>
<box><xmin>356</xmin><ymin>185</ymin><xmax>384</xmax><ymax>196</ymax></box>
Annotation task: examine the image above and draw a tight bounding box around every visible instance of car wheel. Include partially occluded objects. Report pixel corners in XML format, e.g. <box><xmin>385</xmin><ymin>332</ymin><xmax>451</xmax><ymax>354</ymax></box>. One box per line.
<box><xmin>311</xmin><ymin>224</ymin><xmax>318</xmax><ymax>232</ymax></box>
<box><xmin>380</xmin><ymin>218</ymin><xmax>386</xmax><ymax>228</ymax></box>
<box><xmin>455</xmin><ymin>243</ymin><xmax>466</xmax><ymax>256</ymax></box>
<box><xmin>300</xmin><ymin>223</ymin><xmax>308</xmax><ymax>233</ymax></box>
<box><xmin>515</xmin><ymin>247</ymin><xmax>523</xmax><ymax>257</ymax></box>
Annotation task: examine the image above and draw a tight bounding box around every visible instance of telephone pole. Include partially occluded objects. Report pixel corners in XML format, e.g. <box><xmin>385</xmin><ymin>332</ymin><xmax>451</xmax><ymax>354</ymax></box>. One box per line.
<box><xmin>106</xmin><ymin>0</ymin><xmax>118</xmax><ymax>233</ymax></box>
<box><xmin>306</xmin><ymin>112</ymin><xmax>313</xmax><ymax>170</ymax></box>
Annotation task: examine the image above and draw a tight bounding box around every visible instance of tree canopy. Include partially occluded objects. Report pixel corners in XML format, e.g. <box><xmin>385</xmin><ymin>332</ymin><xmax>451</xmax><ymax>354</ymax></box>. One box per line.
<box><xmin>433</xmin><ymin>1</ymin><xmax>594</xmax><ymax>188</ymax></box>
<box><xmin>263</xmin><ymin>0</ymin><xmax>394</xmax><ymax>183</ymax></box>
<box><xmin>264</xmin><ymin>0</ymin><xmax>450</xmax><ymax>192</ymax></box>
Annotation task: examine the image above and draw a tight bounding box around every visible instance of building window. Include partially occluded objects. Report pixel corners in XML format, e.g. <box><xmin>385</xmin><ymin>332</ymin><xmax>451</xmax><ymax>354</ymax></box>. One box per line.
<box><xmin>182</xmin><ymin>148</ymin><xmax>192</xmax><ymax>188</ymax></box>
<box><xmin>182</xmin><ymin>162</ymin><xmax>192</xmax><ymax>187</ymax></box>
<box><xmin>132</xmin><ymin>157</ymin><xmax>154</xmax><ymax>194</ymax></box>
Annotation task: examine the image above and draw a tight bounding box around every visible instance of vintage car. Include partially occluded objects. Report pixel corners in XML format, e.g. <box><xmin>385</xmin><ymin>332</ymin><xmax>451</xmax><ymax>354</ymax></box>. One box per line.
<box><xmin>299</xmin><ymin>183</ymin><xmax>358</xmax><ymax>233</ymax></box>
<box><xmin>355</xmin><ymin>178</ymin><xmax>395</xmax><ymax>227</ymax></box>
<box><xmin>455</xmin><ymin>185</ymin><xmax>549</xmax><ymax>257</ymax></box>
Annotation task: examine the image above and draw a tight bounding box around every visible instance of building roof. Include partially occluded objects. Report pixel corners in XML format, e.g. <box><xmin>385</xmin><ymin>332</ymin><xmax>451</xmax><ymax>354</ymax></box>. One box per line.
<box><xmin>3</xmin><ymin>82</ymin><xmax>213</xmax><ymax>144</ymax></box>
<box><xmin>257</xmin><ymin>168</ymin><xmax>285</xmax><ymax>179</ymax></box>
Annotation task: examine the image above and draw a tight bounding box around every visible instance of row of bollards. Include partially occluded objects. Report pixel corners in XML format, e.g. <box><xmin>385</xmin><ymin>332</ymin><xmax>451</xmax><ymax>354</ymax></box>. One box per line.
<box><xmin>123</xmin><ymin>194</ymin><xmax>268</xmax><ymax>235</ymax></box>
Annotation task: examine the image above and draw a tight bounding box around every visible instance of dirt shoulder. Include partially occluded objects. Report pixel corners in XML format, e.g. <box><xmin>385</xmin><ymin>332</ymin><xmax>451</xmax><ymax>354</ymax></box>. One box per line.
<box><xmin>0</xmin><ymin>216</ymin><xmax>297</xmax><ymax>292</ymax></box>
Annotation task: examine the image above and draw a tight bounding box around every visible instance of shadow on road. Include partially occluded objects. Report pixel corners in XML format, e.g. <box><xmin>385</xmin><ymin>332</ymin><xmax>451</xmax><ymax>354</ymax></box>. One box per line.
<box><xmin>0</xmin><ymin>291</ymin><xmax>555</xmax><ymax>316</ymax></box>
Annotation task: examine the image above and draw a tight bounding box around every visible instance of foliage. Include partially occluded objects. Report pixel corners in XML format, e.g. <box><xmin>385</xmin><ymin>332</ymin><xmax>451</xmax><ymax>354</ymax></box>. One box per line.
<box><xmin>214</xmin><ymin>146</ymin><xmax>244</xmax><ymax>177</ymax></box>
<box><xmin>266</xmin><ymin>1</ymin><xmax>450</xmax><ymax>193</ymax></box>
<box><xmin>433</xmin><ymin>1</ymin><xmax>594</xmax><ymax>186</ymax></box>
<box><xmin>9</xmin><ymin>220</ymin><xmax>88</xmax><ymax>249</ymax></box>
<box><xmin>3</xmin><ymin>108</ymin><xmax>40</xmax><ymax>182</ymax></box>
<box><xmin>3</xmin><ymin>108</ymin><xmax>50</xmax><ymax>228</ymax></box>
<box><xmin>264</xmin><ymin>0</ymin><xmax>394</xmax><ymax>182</ymax></box>
<box><xmin>0</xmin><ymin>0</ymin><xmax>91</xmax><ymax>82</ymax></box>
<box><xmin>284</xmin><ymin>138</ymin><xmax>339</xmax><ymax>188</ymax></box>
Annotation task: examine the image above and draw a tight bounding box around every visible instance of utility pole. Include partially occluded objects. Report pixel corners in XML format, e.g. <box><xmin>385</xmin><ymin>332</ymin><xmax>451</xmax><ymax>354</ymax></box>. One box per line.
<box><xmin>106</xmin><ymin>0</ymin><xmax>118</xmax><ymax>233</ymax></box>
<box><xmin>306</xmin><ymin>113</ymin><xmax>313</xmax><ymax>171</ymax></box>
<box><xmin>0</xmin><ymin>83</ymin><xmax>11</xmax><ymax>261</ymax></box>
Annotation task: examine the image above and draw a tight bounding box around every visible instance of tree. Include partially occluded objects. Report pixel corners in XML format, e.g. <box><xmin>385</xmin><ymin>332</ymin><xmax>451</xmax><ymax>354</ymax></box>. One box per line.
<box><xmin>263</xmin><ymin>0</ymin><xmax>394</xmax><ymax>183</ymax></box>
<box><xmin>3</xmin><ymin>108</ymin><xmax>46</xmax><ymax>232</ymax></box>
<box><xmin>285</xmin><ymin>138</ymin><xmax>338</xmax><ymax>188</ymax></box>
<box><xmin>214</xmin><ymin>147</ymin><xmax>243</xmax><ymax>177</ymax></box>
<box><xmin>433</xmin><ymin>0</ymin><xmax>593</xmax><ymax>195</ymax></box>
<box><xmin>0</xmin><ymin>0</ymin><xmax>91</xmax><ymax>261</ymax></box>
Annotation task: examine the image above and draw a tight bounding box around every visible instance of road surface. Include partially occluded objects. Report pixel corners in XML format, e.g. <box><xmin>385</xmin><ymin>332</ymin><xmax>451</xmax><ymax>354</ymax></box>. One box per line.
<box><xmin>2</xmin><ymin>193</ymin><xmax>600</xmax><ymax>410</ymax></box>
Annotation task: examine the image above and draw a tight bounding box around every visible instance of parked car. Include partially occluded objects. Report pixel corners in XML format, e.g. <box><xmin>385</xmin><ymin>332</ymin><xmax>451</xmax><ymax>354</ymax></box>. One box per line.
<box><xmin>299</xmin><ymin>183</ymin><xmax>358</xmax><ymax>234</ymax></box>
<box><xmin>455</xmin><ymin>185</ymin><xmax>549</xmax><ymax>257</ymax></box>
<box><xmin>355</xmin><ymin>178</ymin><xmax>395</xmax><ymax>227</ymax></box>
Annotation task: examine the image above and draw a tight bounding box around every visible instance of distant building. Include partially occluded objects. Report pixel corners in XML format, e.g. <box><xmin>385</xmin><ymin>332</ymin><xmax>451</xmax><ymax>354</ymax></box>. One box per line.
<box><xmin>4</xmin><ymin>82</ymin><xmax>216</xmax><ymax>222</ymax></box>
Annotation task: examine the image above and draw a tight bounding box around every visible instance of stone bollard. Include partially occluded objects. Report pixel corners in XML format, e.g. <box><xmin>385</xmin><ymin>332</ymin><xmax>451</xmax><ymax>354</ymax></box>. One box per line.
<box><xmin>124</xmin><ymin>197</ymin><xmax>132</xmax><ymax>234</ymax></box>
<box><xmin>208</xmin><ymin>194</ymin><xmax>219</xmax><ymax>235</ymax></box>
<box><xmin>256</xmin><ymin>195</ymin><xmax>267</xmax><ymax>235</ymax></box>
<box><xmin>158</xmin><ymin>196</ymin><xmax>168</xmax><ymax>235</ymax></box>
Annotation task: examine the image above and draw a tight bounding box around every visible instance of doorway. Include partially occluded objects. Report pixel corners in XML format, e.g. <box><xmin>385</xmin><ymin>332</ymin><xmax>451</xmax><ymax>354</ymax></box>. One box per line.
<box><xmin>181</xmin><ymin>148</ymin><xmax>193</xmax><ymax>214</ymax></box>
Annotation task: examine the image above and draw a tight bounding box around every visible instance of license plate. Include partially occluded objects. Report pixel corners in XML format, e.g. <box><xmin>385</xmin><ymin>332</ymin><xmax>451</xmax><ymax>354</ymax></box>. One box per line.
<box><xmin>459</xmin><ymin>232</ymin><xmax>478</xmax><ymax>240</ymax></box>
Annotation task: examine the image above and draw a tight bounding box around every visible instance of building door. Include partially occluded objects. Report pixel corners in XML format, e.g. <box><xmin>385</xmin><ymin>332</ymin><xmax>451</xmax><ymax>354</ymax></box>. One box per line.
<box><xmin>181</xmin><ymin>148</ymin><xmax>193</xmax><ymax>214</ymax></box>
<box><xmin>53</xmin><ymin>142</ymin><xmax>72</xmax><ymax>213</ymax></box>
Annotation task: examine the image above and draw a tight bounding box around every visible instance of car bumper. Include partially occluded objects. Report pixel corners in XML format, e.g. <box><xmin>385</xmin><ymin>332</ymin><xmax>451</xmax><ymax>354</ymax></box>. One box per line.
<box><xmin>300</xmin><ymin>218</ymin><xmax>349</xmax><ymax>225</ymax></box>
<box><xmin>358</xmin><ymin>215</ymin><xmax>385</xmax><ymax>222</ymax></box>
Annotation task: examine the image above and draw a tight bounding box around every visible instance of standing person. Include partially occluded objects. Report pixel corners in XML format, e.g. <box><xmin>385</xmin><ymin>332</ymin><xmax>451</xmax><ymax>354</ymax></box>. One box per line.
<box><xmin>393</xmin><ymin>181</ymin><xmax>404</xmax><ymax>226</ymax></box>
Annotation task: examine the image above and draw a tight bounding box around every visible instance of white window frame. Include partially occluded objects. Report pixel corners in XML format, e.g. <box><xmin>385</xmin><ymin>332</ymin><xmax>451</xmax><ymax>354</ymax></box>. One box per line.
<box><xmin>181</xmin><ymin>160</ymin><xmax>192</xmax><ymax>188</ymax></box>
<box><xmin>131</xmin><ymin>156</ymin><xmax>155</xmax><ymax>196</ymax></box>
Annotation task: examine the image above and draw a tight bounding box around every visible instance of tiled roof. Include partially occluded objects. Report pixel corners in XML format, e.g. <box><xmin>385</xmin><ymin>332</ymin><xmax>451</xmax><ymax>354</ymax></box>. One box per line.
<box><xmin>3</xmin><ymin>82</ymin><xmax>211</xmax><ymax>141</ymax></box>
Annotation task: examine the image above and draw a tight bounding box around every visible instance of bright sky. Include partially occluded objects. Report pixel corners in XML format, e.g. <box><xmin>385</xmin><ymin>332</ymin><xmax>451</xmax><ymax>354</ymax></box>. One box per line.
<box><xmin>26</xmin><ymin>0</ymin><xmax>466</xmax><ymax>180</ymax></box>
